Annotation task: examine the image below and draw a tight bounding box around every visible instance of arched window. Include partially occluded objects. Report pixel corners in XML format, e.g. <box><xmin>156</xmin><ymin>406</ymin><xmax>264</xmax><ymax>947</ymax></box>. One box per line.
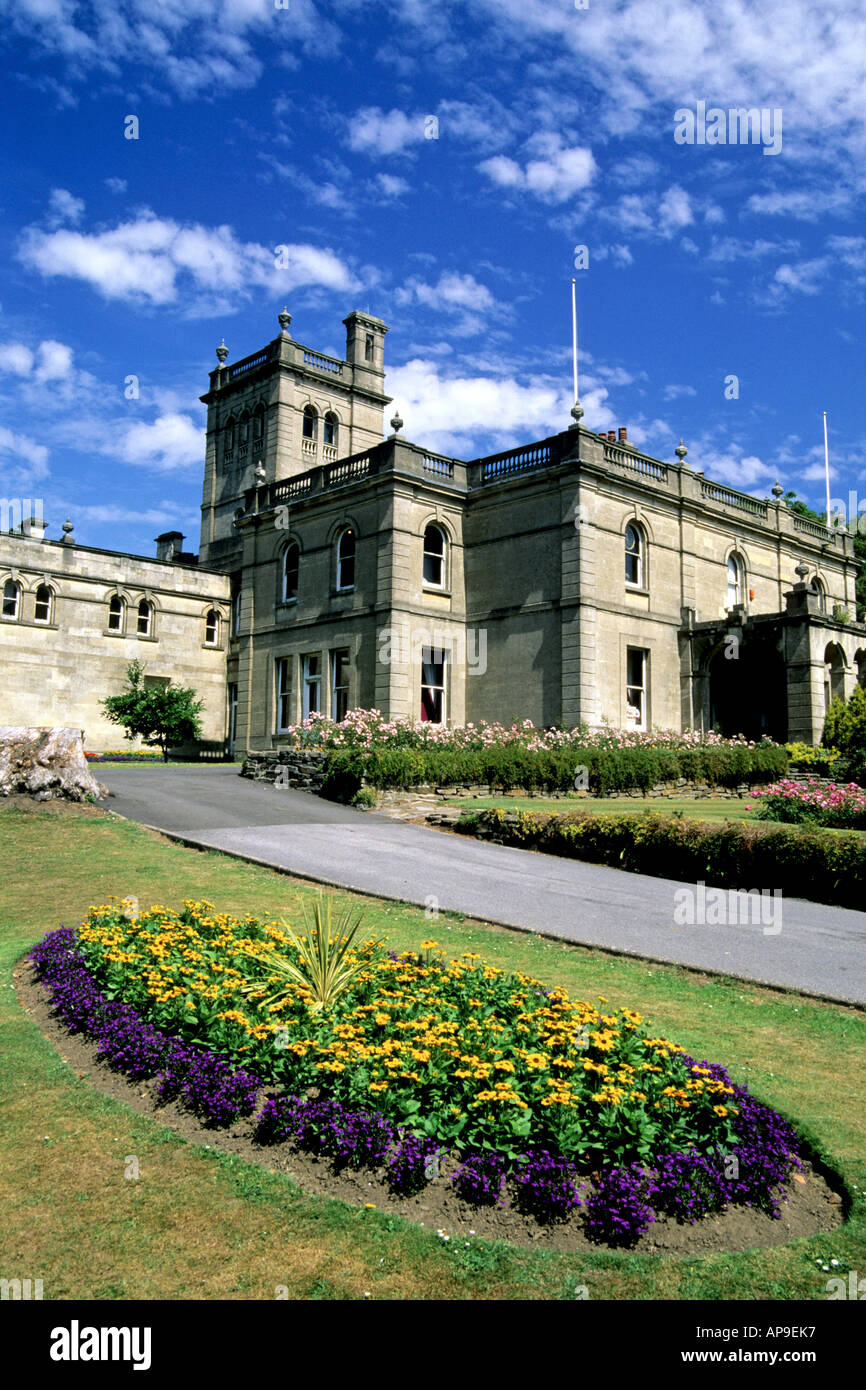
<box><xmin>727</xmin><ymin>553</ymin><xmax>745</xmax><ymax>609</ymax></box>
<box><xmin>302</xmin><ymin>406</ymin><xmax>317</xmax><ymax>440</ymax></box>
<box><xmin>2</xmin><ymin>578</ymin><xmax>20</xmax><ymax>619</ymax></box>
<box><xmin>137</xmin><ymin>599</ymin><xmax>152</xmax><ymax>636</ymax></box>
<box><xmin>824</xmin><ymin>642</ymin><xmax>845</xmax><ymax>711</ymax></box>
<box><xmin>204</xmin><ymin>609</ymin><xmax>219</xmax><ymax>645</ymax></box>
<box><xmin>337</xmin><ymin>528</ymin><xmax>355</xmax><ymax>591</ymax></box>
<box><xmin>225</xmin><ymin>418</ymin><xmax>235</xmax><ymax>451</ymax></box>
<box><xmin>283</xmin><ymin>543</ymin><xmax>299</xmax><ymax>602</ymax></box>
<box><xmin>423</xmin><ymin>524</ymin><xmax>446</xmax><ymax>587</ymax></box>
<box><xmin>240</xmin><ymin>412</ymin><xmax>250</xmax><ymax>445</ymax></box>
<box><xmin>624</xmin><ymin>523</ymin><xmax>644</xmax><ymax>588</ymax></box>
<box><xmin>253</xmin><ymin>406</ymin><xmax>264</xmax><ymax>441</ymax></box>
<box><xmin>108</xmin><ymin>595</ymin><xmax>124</xmax><ymax>632</ymax></box>
<box><xmin>856</xmin><ymin>650</ymin><xmax>866</xmax><ymax>689</ymax></box>
<box><xmin>811</xmin><ymin>576</ymin><xmax>827</xmax><ymax>614</ymax></box>
<box><xmin>34</xmin><ymin>584</ymin><xmax>52</xmax><ymax>623</ymax></box>
<box><xmin>231</xmin><ymin>588</ymin><xmax>241</xmax><ymax>637</ymax></box>
<box><xmin>323</xmin><ymin>412</ymin><xmax>338</xmax><ymax>447</ymax></box>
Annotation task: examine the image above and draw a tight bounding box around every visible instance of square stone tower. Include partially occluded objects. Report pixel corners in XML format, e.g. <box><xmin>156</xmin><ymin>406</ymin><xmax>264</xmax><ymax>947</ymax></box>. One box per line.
<box><xmin>199</xmin><ymin>309</ymin><xmax>390</xmax><ymax>570</ymax></box>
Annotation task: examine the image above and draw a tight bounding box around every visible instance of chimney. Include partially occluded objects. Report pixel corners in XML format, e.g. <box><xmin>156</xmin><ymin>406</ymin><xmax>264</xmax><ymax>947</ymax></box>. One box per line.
<box><xmin>154</xmin><ymin>530</ymin><xmax>185</xmax><ymax>563</ymax></box>
<box><xmin>618</xmin><ymin>427</ymin><xmax>628</xmax><ymax>443</ymax></box>
<box><xmin>21</xmin><ymin>515</ymin><xmax>46</xmax><ymax>540</ymax></box>
<box><xmin>607</xmin><ymin>430</ymin><xmax>616</xmax><ymax>442</ymax></box>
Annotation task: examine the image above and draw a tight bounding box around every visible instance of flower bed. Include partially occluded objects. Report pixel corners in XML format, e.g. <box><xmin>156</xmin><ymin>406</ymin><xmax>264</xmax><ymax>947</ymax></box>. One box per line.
<box><xmin>284</xmin><ymin>711</ymin><xmax>788</xmax><ymax>798</ymax></box>
<box><xmin>29</xmin><ymin>901</ymin><xmax>804</xmax><ymax>1245</ymax></box>
<box><xmin>750</xmin><ymin>777</ymin><xmax>866</xmax><ymax>832</ymax></box>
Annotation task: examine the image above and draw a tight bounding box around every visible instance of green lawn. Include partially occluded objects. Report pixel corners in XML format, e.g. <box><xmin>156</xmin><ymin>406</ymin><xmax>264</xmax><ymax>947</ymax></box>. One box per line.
<box><xmin>2</xmin><ymin>800</ymin><xmax>864</xmax><ymax>1301</ymax></box>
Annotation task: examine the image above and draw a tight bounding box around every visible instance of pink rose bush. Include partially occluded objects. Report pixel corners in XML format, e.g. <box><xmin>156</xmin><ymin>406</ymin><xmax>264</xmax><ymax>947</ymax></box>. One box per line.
<box><xmin>752</xmin><ymin>777</ymin><xmax>866</xmax><ymax>831</ymax></box>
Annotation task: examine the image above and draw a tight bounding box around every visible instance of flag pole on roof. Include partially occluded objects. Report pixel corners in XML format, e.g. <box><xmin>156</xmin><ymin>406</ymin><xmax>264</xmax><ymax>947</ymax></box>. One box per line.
<box><xmin>823</xmin><ymin>411</ymin><xmax>831</xmax><ymax>527</ymax></box>
<box><xmin>570</xmin><ymin>278</ymin><xmax>584</xmax><ymax>426</ymax></box>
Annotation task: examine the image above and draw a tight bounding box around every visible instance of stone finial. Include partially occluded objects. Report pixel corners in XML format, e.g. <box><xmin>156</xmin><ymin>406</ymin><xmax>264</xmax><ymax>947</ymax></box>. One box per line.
<box><xmin>61</xmin><ymin>517</ymin><xmax>74</xmax><ymax>545</ymax></box>
<box><xmin>771</xmin><ymin>480</ymin><xmax>784</xmax><ymax>499</ymax></box>
<box><xmin>390</xmin><ymin>410</ymin><xmax>404</xmax><ymax>436</ymax></box>
<box><xmin>675</xmin><ymin>438</ymin><xmax>688</xmax><ymax>463</ymax></box>
<box><xmin>216</xmin><ymin>339</ymin><xmax>229</xmax><ymax>364</ymax></box>
<box><xmin>795</xmin><ymin>561</ymin><xmax>810</xmax><ymax>581</ymax></box>
<box><xmin>254</xmin><ymin>461</ymin><xmax>266</xmax><ymax>485</ymax></box>
<box><xmin>570</xmin><ymin>400</ymin><xmax>584</xmax><ymax>424</ymax></box>
<box><xmin>278</xmin><ymin>307</ymin><xmax>292</xmax><ymax>335</ymax></box>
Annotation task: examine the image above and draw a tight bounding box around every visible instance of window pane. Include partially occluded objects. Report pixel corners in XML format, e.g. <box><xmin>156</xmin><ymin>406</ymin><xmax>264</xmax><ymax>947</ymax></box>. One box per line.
<box><xmin>3</xmin><ymin>581</ymin><xmax>18</xmax><ymax>617</ymax></box>
<box><xmin>35</xmin><ymin>586</ymin><xmax>51</xmax><ymax>621</ymax></box>
<box><xmin>284</xmin><ymin>545</ymin><xmax>299</xmax><ymax>600</ymax></box>
<box><xmin>625</xmin><ymin>552</ymin><xmax>640</xmax><ymax>585</ymax></box>
<box><xmin>423</xmin><ymin>553</ymin><xmax>443</xmax><ymax>585</ymax></box>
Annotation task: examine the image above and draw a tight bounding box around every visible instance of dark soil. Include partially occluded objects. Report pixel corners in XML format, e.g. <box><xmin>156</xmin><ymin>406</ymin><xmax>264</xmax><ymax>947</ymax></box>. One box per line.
<box><xmin>15</xmin><ymin>959</ymin><xmax>847</xmax><ymax>1257</ymax></box>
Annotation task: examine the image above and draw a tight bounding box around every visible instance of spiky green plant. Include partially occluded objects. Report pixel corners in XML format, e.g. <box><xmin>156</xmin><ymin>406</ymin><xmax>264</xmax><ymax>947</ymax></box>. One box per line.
<box><xmin>241</xmin><ymin>898</ymin><xmax>375</xmax><ymax>1013</ymax></box>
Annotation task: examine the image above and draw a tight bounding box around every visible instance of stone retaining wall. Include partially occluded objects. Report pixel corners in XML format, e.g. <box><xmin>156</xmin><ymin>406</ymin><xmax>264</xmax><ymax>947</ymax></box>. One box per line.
<box><xmin>241</xmin><ymin>749</ymin><xmax>328</xmax><ymax>790</ymax></box>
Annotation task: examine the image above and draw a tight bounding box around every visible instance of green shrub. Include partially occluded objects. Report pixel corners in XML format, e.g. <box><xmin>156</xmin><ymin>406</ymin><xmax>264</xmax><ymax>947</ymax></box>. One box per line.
<box><xmin>456</xmin><ymin>809</ymin><xmax>864</xmax><ymax>910</ymax></box>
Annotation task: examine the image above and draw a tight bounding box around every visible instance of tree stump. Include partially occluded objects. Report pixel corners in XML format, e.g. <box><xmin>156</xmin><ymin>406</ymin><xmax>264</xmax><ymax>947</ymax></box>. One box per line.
<box><xmin>0</xmin><ymin>727</ymin><xmax>109</xmax><ymax>802</ymax></box>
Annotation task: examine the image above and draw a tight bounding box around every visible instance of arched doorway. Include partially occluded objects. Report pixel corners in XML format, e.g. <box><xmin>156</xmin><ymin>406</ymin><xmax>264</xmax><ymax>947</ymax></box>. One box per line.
<box><xmin>824</xmin><ymin>643</ymin><xmax>846</xmax><ymax>712</ymax></box>
<box><xmin>708</xmin><ymin>631</ymin><xmax>787</xmax><ymax>741</ymax></box>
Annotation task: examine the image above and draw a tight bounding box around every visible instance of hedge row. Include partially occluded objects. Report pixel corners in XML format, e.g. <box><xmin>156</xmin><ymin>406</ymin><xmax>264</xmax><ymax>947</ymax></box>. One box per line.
<box><xmin>320</xmin><ymin>742</ymin><xmax>788</xmax><ymax>798</ymax></box>
<box><xmin>454</xmin><ymin>809</ymin><xmax>865</xmax><ymax>910</ymax></box>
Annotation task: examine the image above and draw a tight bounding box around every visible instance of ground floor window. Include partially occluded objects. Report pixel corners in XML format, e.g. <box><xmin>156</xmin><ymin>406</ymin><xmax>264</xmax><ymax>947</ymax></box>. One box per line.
<box><xmin>331</xmin><ymin>648</ymin><xmax>350</xmax><ymax>722</ymax></box>
<box><xmin>626</xmin><ymin>647</ymin><xmax>648</xmax><ymax>730</ymax></box>
<box><xmin>276</xmin><ymin>658</ymin><xmax>291</xmax><ymax>731</ymax></box>
<box><xmin>227</xmin><ymin>682</ymin><xmax>238</xmax><ymax>754</ymax></box>
<box><xmin>420</xmin><ymin>646</ymin><xmax>446</xmax><ymax>723</ymax></box>
<box><xmin>302</xmin><ymin>653</ymin><xmax>322</xmax><ymax>719</ymax></box>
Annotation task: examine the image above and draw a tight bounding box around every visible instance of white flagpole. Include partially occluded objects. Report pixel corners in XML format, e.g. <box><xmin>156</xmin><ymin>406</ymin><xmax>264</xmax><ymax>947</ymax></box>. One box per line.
<box><xmin>823</xmin><ymin>411</ymin><xmax>831</xmax><ymax>526</ymax></box>
<box><xmin>572</xmin><ymin>278</ymin><xmax>578</xmax><ymax>402</ymax></box>
<box><xmin>570</xmin><ymin>279</ymin><xmax>583</xmax><ymax>424</ymax></box>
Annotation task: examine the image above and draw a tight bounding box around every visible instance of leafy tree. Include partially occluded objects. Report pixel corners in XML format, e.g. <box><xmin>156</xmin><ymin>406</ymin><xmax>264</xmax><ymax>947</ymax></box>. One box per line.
<box><xmin>854</xmin><ymin>530</ymin><xmax>866</xmax><ymax>622</ymax></box>
<box><xmin>821</xmin><ymin>684</ymin><xmax>866</xmax><ymax>785</ymax></box>
<box><xmin>101</xmin><ymin>660</ymin><xmax>204</xmax><ymax>761</ymax></box>
<box><xmin>782</xmin><ymin>489</ymin><xmax>824</xmax><ymax>524</ymax></box>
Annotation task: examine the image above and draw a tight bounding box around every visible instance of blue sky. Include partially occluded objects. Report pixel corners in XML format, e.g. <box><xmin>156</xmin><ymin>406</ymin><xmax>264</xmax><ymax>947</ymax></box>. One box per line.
<box><xmin>1</xmin><ymin>0</ymin><xmax>865</xmax><ymax>557</ymax></box>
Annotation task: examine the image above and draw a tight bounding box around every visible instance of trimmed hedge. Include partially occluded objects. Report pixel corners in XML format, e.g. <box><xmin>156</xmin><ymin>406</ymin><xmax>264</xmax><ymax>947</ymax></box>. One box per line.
<box><xmin>319</xmin><ymin>741</ymin><xmax>788</xmax><ymax>799</ymax></box>
<box><xmin>454</xmin><ymin>808</ymin><xmax>866</xmax><ymax>910</ymax></box>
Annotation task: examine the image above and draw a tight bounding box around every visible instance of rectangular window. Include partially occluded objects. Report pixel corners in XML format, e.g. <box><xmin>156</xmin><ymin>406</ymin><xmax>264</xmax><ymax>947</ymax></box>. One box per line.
<box><xmin>625</xmin><ymin>648</ymin><xmax>648</xmax><ymax>730</ymax></box>
<box><xmin>276</xmin><ymin>658</ymin><xmax>291</xmax><ymax>731</ymax></box>
<box><xmin>232</xmin><ymin>588</ymin><xmax>241</xmax><ymax>637</ymax></box>
<box><xmin>227</xmin><ymin>682</ymin><xmax>238</xmax><ymax>755</ymax></box>
<box><xmin>331</xmin><ymin>648</ymin><xmax>350</xmax><ymax>722</ymax></box>
<box><xmin>302</xmin><ymin>653</ymin><xmax>322</xmax><ymax>719</ymax></box>
<box><xmin>420</xmin><ymin>645</ymin><xmax>446</xmax><ymax>723</ymax></box>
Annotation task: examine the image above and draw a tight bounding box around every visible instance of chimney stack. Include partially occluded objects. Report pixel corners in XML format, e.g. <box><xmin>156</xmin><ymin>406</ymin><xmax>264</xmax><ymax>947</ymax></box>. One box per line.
<box><xmin>618</xmin><ymin>427</ymin><xmax>628</xmax><ymax>443</ymax></box>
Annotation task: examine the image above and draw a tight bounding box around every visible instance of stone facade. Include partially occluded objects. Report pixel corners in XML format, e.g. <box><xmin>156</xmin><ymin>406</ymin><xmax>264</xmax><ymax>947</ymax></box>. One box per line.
<box><xmin>0</xmin><ymin>525</ymin><xmax>230</xmax><ymax>750</ymax></box>
<box><xmin>1</xmin><ymin>307</ymin><xmax>864</xmax><ymax>754</ymax></box>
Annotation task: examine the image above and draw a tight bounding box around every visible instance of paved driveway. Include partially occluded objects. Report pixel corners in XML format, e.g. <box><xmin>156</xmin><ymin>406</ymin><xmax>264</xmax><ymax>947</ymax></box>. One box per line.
<box><xmin>100</xmin><ymin>766</ymin><xmax>866</xmax><ymax>1005</ymax></box>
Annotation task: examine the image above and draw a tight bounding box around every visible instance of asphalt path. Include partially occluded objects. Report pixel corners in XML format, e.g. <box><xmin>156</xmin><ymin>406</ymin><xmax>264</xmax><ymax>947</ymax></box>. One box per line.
<box><xmin>99</xmin><ymin>765</ymin><xmax>866</xmax><ymax>1006</ymax></box>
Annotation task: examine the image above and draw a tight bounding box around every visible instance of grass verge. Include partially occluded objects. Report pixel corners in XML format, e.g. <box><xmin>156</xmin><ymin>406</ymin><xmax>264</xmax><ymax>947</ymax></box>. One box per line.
<box><xmin>1</xmin><ymin>800</ymin><xmax>864</xmax><ymax>1300</ymax></box>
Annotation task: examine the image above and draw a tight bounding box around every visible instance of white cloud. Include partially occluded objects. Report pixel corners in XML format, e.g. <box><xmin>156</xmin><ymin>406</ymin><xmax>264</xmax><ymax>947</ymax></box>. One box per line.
<box><xmin>18</xmin><ymin>206</ymin><xmax>358</xmax><ymax>310</ymax></box>
<box><xmin>104</xmin><ymin>177</ymin><xmax>128</xmax><ymax>194</ymax></box>
<box><xmin>385</xmin><ymin>358</ymin><xmax>614</xmax><ymax>455</ymax></box>
<box><xmin>771</xmin><ymin>258</ymin><xmax>828</xmax><ymax>296</ymax></box>
<box><xmin>0</xmin><ymin>339</ymin><xmax>74</xmax><ymax>381</ymax></box>
<box><xmin>395</xmin><ymin>272</ymin><xmax>503</xmax><ymax>337</ymax></box>
<box><xmin>47</xmin><ymin>187</ymin><xmax>84</xmax><ymax>227</ymax></box>
<box><xmin>119</xmin><ymin>413</ymin><xmax>203</xmax><ymax>472</ymax></box>
<box><xmin>663</xmin><ymin>384</ymin><xmax>698</xmax><ymax>401</ymax></box>
<box><xmin>375</xmin><ymin>173</ymin><xmax>410</xmax><ymax>198</ymax></box>
<box><xmin>657</xmin><ymin>185</ymin><xmax>694</xmax><ymax>236</ymax></box>
<box><xmin>347</xmin><ymin>107</ymin><xmax>428</xmax><ymax>156</ymax></box>
<box><xmin>0</xmin><ymin>424</ymin><xmax>50</xmax><ymax>480</ymax></box>
<box><xmin>478</xmin><ymin>137</ymin><xmax>596</xmax><ymax>203</ymax></box>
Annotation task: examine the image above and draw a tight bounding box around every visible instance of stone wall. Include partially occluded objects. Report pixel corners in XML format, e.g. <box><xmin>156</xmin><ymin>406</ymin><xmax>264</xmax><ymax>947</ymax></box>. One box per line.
<box><xmin>240</xmin><ymin>749</ymin><xmax>328</xmax><ymax>790</ymax></box>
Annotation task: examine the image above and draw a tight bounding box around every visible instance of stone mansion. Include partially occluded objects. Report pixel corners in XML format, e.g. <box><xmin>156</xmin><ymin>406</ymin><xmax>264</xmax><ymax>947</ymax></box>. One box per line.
<box><xmin>1</xmin><ymin>307</ymin><xmax>864</xmax><ymax>754</ymax></box>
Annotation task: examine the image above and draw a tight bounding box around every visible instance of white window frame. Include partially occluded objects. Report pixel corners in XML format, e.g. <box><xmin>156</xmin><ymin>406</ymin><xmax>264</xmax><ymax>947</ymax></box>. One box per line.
<box><xmin>302</xmin><ymin>652</ymin><xmax>323</xmax><ymax>719</ymax></box>
<box><xmin>34</xmin><ymin>584</ymin><xmax>53</xmax><ymax>624</ymax></box>
<box><xmin>423</xmin><ymin>524</ymin><xmax>446</xmax><ymax>589</ymax></box>
<box><xmin>108</xmin><ymin>595</ymin><xmax>124</xmax><ymax>632</ymax></box>
<box><xmin>336</xmin><ymin>528</ymin><xmax>355</xmax><ymax>592</ymax></box>
<box><xmin>625</xmin><ymin>647</ymin><xmax>648</xmax><ymax>731</ymax></box>
<box><xmin>282</xmin><ymin>544</ymin><xmax>299</xmax><ymax>603</ymax></box>
<box><xmin>331</xmin><ymin>648</ymin><xmax>350</xmax><ymax>723</ymax></box>
<box><xmin>727</xmin><ymin>554</ymin><xmax>744</xmax><ymax>609</ymax></box>
<box><xmin>204</xmin><ymin>609</ymin><xmax>219</xmax><ymax>645</ymax></box>
<box><xmin>2</xmin><ymin>579</ymin><xmax>20</xmax><ymax>620</ymax></box>
<box><xmin>420</xmin><ymin>645</ymin><xmax>447</xmax><ymax>724</ymax></box>
<box><xmin>625</xmin><ymin>523</ymin><xmax>644</xmax><ymax>589</ymax></box>
<box><xmin>276</xmin><ymin>657</ymin><xmax>292</xmax><ymax>731</ymax></box>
